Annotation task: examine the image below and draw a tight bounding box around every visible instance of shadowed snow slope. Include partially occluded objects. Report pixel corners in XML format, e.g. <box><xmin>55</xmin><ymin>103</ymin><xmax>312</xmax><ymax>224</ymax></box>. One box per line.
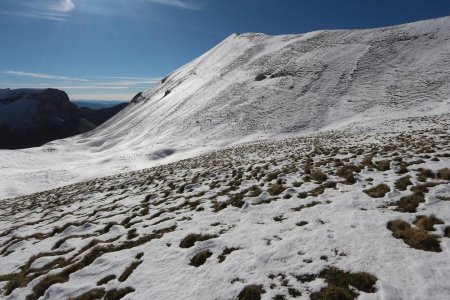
<box><xmin>1</xmin><ymin>16</ymin><xmax>450</xmax><ymax>199</ymax></box>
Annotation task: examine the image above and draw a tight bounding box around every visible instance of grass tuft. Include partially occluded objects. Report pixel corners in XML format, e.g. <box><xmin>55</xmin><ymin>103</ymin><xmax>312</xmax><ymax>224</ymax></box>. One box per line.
<box><xmin>238</xmin><ymin>284</ymin><xmax>265</xmax><ymax>300</ymax></box>
<box><xmin>387</xmin><ymin>219</ymin><xmax>441</xmax><ymax>252</ymax></box>
<box><xmin>267</xmin><ymin>184</ymin><xmax>285</xmax><ymax>196</ymax></box>
<box><xmin>413</xmin><ymin>215</ymin><xmax>444</xmax><ymax>231</ymax></box>
<box><xmin>437</xmin><ymin>168</ymin><xmax>450</xmax><ymax>180</ymax></box>
<box><xmin>444</xmin><ymin>226</ymin><xmax>450</xmax><ymax>238</ymax></box>
<box><xmin>417</xmin><ymin>168</ymin><xmax>434</xmax><ymax>182</ymax></box>
<box><xmin>296</xmin><ymin>221</ymin><xmax>308</xmax><ymax>226</ymax></box>
<box><xmin>292</xmin><ymin>201</ymin><xmax>320</xmax><ymax>212</ymax></box>
<box><xmin>179</xmin><ymin>234</ymin><xmax>217</xmax><ymax>248</ymax></box>
<box><xmin>218</xmin><ymin>247</ymin><xmax>239</xmax><ymax>263</ymax></box>
<box><xmin>310</xmin><ymin>267</ymin><xmax>377</xmax><ymax>300</ymax></box>
<box><xmin>118</xmin><ymin>260</ymin><xmax>142</xmax><ymax>282</ymax></box>
<box><xmin>393</xmin><ymin>190</ymin><xmax>424</xmax><ymax>213</ymax></box>
<box><xmin>363</xmin><ymin>184</ymin><xmax>390</xmax><ymax>198</ymax></box>
<box><xmin>69</xmin><ymin>288</ymin><xmax>106</xmax><ymax>300</ymax></box>
<box><xmin>336</xmin><ymin>165</ymin><xmax>360</xmax><ymax>184</ymax></box>
<box><xmin>97</xmin><ymin>275</ymin><xmax>116</xmax><ymax>286</ymax></box>
<box><xmin>311</xmin><ymin>169</ymin><xmax>328</xmax><ymax>183</ymax></box>
<box><xmin>394</xmin><ymin>176</ymin><xmax>412</xmax><ymax>191</ymax></box>
<box><xmin>375</xmin><ymin>160</ymin><xmax>390</xmax><ymax>171</ymax></box>
<box><xmin>104</xmin><ymin>287</ymin><xmax>135</xmax><ymax>300</ymax></box>
<box><xmin>190</xmin><ymin>250</ymin><xmax>212</xmax><ymax>267</ymax></box>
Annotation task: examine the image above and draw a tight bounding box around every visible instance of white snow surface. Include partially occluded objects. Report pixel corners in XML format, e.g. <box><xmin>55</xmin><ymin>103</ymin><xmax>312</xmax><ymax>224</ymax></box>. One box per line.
<box><xmin>0</xmin><ymin>112</ymin><xmax>449</xmax><ymax>300</ymax></box>
<box><xmin>1</xmin><ymin>16</ymin><xmax>450</xmax><ymax>199</ymax></box>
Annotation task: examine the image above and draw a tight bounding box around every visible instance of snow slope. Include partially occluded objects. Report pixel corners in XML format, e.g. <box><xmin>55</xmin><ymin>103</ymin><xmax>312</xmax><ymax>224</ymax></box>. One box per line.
<box><xmin>1</xmin><ymin>17</ymin><xmax>450</xmax><ymax>199</ymax></box>
<box><xmin>0</xmin><ymin>112</ymin><xmax>449</xmax><ymax>300</ymax></box>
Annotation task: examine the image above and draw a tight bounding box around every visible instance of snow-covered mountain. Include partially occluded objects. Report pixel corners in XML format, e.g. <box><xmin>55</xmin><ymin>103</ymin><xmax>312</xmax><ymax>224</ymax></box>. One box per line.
<box><xmin>1</xmin><ymin>16</ymin><xmax>449</xmax><ymax>198</ymax></box>
<box><xmin>0</xmin><ymin>17</ymin><xmax>450</xmax><ymax>300</ymax></box>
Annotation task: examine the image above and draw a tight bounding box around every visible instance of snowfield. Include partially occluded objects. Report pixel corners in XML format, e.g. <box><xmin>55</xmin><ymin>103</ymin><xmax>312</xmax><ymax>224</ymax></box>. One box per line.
<box><xmin>1</xmin><ymin>16</ymin><xmax>450</xmax><ymax>199</ymax></box>
<box><xmin>0</xmin><ymin>112</ymin><xmax>449</xmax><ymax>300</ymax></box>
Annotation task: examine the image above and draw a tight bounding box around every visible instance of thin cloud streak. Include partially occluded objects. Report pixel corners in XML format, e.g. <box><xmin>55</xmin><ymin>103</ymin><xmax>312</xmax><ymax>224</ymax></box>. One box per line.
<box><xmin>69</xmin><ymin>93</ymin><xmax>137</xmax><ymax>101</ymax></box>
<box><xmin>1</xmin><ymin>0</ymin><xmax>74</xmax><ymax>21</ymax></box>
<box><xmin>2</xmin><ymin>83</ymin><xmax>128</xmax><ymax>90</ymax></box>
<box><xmin>2</xmin><ymin>0</ymin><xmax>205</xmax><ymax>22</ymax></box>
<box><xmin>5</xmin><ymin>70</ymin><xmax>89</xmax><ymax>82</ymax></box>
<box><xmin>1</xmin><ymin>10</ymin><xmax>67</xmax><ymax>22</ymax></box>
<box><xmin>101</xmin><ymin>76</ymin><xmax>162</xmax><ymax>81</ymax></box>
<box><xmin>1</xmin><ymin>71</ymin><xmax>159</xmax><ymax>101</ymax></box>
<box><xmin>145</xmin><ymin>0</ymin><xmax>205</xmax><ymax>10</ymax></box>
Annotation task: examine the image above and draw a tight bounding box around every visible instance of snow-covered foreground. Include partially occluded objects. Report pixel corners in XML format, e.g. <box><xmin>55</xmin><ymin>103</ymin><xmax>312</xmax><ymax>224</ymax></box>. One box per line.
<box><xmin>1</xmin><ymin>16</ymin><xmax>450</xmax><ymax>199</ymax></box>
<box><xmin>0</xmin><ymin>113</ymin><xmax>449</xmax><ymax>300</ymax></box>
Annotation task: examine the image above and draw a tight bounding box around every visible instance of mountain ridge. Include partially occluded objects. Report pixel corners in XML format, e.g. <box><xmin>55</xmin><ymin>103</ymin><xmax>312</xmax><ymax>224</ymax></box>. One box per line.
<box><xmin>0</xmin><ymin>16</ymin><xmax>449</xmax><ymax>198</ymax></box>
<box><xmin>0</xmin><ymin>88</ymin><xmax>128</xmax><ymax>149</ymax></box>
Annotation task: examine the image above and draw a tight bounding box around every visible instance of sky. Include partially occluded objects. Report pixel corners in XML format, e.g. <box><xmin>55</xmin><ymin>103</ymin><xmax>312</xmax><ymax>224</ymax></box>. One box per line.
<box><xmin>0</xmin><ymin>0</ymin><xmax>449</xmax><ymax>101</ymax></box>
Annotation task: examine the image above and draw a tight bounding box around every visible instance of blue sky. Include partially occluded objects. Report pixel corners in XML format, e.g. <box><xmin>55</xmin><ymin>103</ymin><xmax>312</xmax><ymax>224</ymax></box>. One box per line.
<box><xmin>0</xmin><ymin>0</ymin><xmax>449</xmax><ymax>101</ymax></box>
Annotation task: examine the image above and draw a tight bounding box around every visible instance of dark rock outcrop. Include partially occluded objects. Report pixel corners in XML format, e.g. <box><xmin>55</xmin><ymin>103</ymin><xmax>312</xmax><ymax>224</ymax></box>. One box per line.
<box><xmin>0</xmin><ymin>88</ymin><xmax>128</xmax><ymax>149</ymax></box>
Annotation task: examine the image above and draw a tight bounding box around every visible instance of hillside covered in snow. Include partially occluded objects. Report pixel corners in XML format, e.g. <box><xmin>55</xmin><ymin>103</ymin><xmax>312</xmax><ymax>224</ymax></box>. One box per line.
<box><xmin>0</xmin><ymin>113</ymin><xmax>449</xmax><ymax>300</ymax></box>
<box><xmin>0</xmin><ymin>16</ymin><xmax>449</xmax><ymax>198</ymax></box>
<box><xmin>0</xmin><ymin>16</ymin><xmax>450</xmax><ymax>300</ymax></box>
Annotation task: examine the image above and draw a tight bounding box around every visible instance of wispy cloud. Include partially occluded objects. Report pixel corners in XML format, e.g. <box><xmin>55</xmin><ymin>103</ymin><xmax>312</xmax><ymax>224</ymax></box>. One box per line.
<box><xmin>1</xmin><ymin>0</ymin><xmax>205</xmax><ymax>22</ymax></box>
<box><xmin>68</xmin><ymin>92</ymin><xmax>138</xmax><ymax>101</ymax></box>
<box><xmin>1</xmin><ymin>73</ymin><xmax>162</xmax><ymax>101</ymax></box>
<box><xmin>1</xmin><ymin>0</ymin><xmax>75</xmax><ymax>21</ymax></box>
<box><xmin>5</xmin><ymin>70</ymin><xmax>88</xmax><ymax>82</ymax></box>
<box><xmin>145</xmin><ymin>0</ymin><xmax>205</xmax><ymax>10</ymax></box>
<box><xmin>101</xmin><ymin>76</ymin><xmax>161</xmax><ymax>81</ymax></box>
<box><xmin>99</xmin><ymin>76</ymin><xmax>162</xmax><ymax>85</ymax></box>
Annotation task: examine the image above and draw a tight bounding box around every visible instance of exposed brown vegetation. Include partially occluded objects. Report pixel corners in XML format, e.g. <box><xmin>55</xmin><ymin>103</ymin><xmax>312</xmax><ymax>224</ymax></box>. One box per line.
<box><xmin>218</xmin><ymin>247</ymin><xmax>239</xmax><ymax>263</ymax></box>
<box><xmin>394</xmin><ymin>176</ymin><xmax>412</xmax><ymax>191</ymax></box>
<box><xmin>70</xmin><ymin>288</ymin><xmax>106</xmax><ymax>300</ymax></box>
<box><xmin>387</xmin><ymin>219</ymin><xmax>441</xmax><ymax>252</ymax></box>
<box><xmin>310</xmin><ymin>267</ymin><xmax>377</xmax><ymax>300</ymax></box>
<box><xmin>375</xmin><ymin>160</ymin><xmax>391</xmax><ymax>171</ymax></box>
<box><xmin>292</xmin><ymin>201</ymin><xmax>320</xmax><ymax>212</ymax></box>
<box><xmin>97</xmin><ymin>275</ymin><xmax>116</xmax><ymax>286</ymax></box>
<box><xmin>417</xmin><ymin>168</ymin><xmax>434</xmax><ymax>182</ymax></box>
<box><xmin>336</xmin><ymin>164</ymin><xmax>360</xmax><ymax>184</ymax></box>
<box><xmin>437</xmin><ymin>168</ymin><xmax>450</xmax><ymax>180</ymax></box>
<box><xmin>104</xmin><ymin>287</ymin><xmax>135</xmax><ymax>300</ymax></box>
<box><xmin>238</xmin><ymin>284</ymin><xmax>265</xmax><ymax>300</ymax></box>
<box><xmin>363</xmin><ymin>184</ymin><xmax>390</xmax><ymax>198</ymax></box>
<box><xmin>267</xmin><ymin>184</ymin><xmax>285</xmax><ymax>196</ymax></box>
<box><xmin>190</xmin><ymin>250</ymin><xmax>212</xmax><ymax>267</ymax></box>
<box><xmin>414</xmin><ymin>215</ymin><xmax>444</xmax><ymax>231</ymax></box>
<box><xmin>311</xmin><ymin>169</ymin><xmax>328</xmax><ymax>183</ymax></box>
<box><xmin>179</xmin><ymin>233</ymin><xmax>217</xmax><ymax>248</ymax></box>
<box><xmin>118</xmin><ymin>260</ymin><xmax>142</xmax><ymax>282</ymax></box>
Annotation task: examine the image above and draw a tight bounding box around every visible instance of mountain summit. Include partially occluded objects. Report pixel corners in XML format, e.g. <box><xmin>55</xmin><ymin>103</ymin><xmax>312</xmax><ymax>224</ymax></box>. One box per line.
<box><xmin>126</xmin><ymin>16</ymin><xmax>449</xmax><ymax>144</ymax></box>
